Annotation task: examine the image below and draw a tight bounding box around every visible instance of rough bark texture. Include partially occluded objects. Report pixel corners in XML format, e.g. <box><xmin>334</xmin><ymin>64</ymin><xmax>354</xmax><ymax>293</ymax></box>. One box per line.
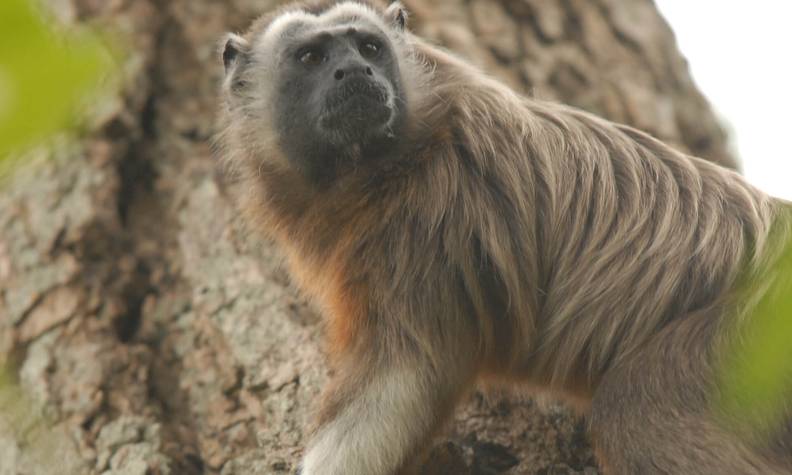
<box><xmin>0</xmin><ymin>0</ymin><xmax>735</xmax><ymax>474</ymax></box>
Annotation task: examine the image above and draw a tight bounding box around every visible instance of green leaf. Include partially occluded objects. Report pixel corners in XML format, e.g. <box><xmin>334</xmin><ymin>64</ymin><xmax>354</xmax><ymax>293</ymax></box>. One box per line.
<box><xmin>717</xmin><ymin>228</ymin><xmax>792</xmax><ymax>438</ymax></box>
<box><xmin>0</xmin><ymin>0</ymin><xmax>112</xmax><ymax>160</ymax></box>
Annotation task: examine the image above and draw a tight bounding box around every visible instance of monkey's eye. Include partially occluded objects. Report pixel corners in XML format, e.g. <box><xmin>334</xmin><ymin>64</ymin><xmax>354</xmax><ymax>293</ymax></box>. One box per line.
<box><xmin>298</xmin><ymin>48</ymin><xmax>326</xmax><ymax>66</ymax></box>
<box><xmin>359</xmin><ymin>41</ymin><xmax>381</xmax><ymax>59</ymax></box>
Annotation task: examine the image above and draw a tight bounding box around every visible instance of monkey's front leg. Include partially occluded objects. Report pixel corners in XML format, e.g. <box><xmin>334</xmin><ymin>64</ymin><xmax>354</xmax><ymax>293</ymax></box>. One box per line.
<box><xmin>299</xmin><ymin>351</ymin><xmax>474</xmax><ymax>475</ymax></box>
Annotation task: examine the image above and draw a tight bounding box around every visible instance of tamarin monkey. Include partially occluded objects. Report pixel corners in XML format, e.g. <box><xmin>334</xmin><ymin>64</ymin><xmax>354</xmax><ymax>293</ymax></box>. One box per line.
<box><xmin>215</xmin><ymin>1</ymin><xmax>792</xmax><ymax>473</ymax></box>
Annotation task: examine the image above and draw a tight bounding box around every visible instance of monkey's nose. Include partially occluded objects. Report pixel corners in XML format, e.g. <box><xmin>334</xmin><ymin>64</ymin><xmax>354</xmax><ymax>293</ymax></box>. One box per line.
<box><xmin>334</xmin><ymin>65</ymin><xmax>374</xmax><ymax>81</ymax></box>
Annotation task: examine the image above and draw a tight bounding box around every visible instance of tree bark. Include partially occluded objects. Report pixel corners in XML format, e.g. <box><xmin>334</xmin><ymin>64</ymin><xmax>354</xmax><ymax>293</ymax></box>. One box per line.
<box><xmin>0</xmin><ymin>0</ymin><xmax>735</xmax><ymax>474</ymax></box>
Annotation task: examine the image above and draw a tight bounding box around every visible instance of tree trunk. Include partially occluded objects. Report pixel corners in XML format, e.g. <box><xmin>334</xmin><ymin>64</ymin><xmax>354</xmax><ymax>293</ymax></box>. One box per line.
<box><xmin>0</xmin><ymin>0</ymin><xmax>735</xmax><ymax>474</ymax></box>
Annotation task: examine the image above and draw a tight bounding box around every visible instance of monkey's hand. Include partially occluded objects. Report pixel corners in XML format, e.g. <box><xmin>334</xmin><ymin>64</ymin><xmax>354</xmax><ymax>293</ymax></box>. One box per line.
<box><xmin>299</xmin><ymin>355</ymin><xmax>471</xmax><ymax>475</ymax></box>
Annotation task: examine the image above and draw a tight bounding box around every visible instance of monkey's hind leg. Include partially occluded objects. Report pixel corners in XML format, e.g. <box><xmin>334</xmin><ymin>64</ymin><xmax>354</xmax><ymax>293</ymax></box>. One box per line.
<box><xmin>589</xmin><ymin>318</ymin><xmax>785</xmax><ymax>474</ymax></box>
<box><xmin>299</xmin><ymin>352</ymin><xmax>474</xmax><ymax>475</ymax></box>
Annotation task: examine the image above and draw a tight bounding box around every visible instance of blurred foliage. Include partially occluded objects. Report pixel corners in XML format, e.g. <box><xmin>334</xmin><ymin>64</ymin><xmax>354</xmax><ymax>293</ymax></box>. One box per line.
<box><xmin>0</xmin><ymin>0</ymin><xmax>110</xmax><ymax>470</ymax></box>
<box><xmin>0</xmin><ymin>0</ymin><xmax>112</xmax><ymax>161</ymax></box>
<box><xmin>717</xmin><ymin>228</ymin><xmax>792</xmax><ymax>439</ymax></box>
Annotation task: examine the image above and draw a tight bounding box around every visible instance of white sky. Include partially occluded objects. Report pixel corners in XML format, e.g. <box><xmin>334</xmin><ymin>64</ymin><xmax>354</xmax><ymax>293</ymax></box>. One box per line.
<box><xmin>655</xmin><ymin>1</ymin><xmax>792</xmax><ymax>200</ymax></box>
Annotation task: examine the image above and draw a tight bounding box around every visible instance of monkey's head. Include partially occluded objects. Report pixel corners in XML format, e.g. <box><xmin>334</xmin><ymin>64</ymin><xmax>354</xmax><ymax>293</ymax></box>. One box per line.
<box><xmin>220</xmin><ymin>1</ymin><xmax>419</xmax><ymax>185</ymax></box>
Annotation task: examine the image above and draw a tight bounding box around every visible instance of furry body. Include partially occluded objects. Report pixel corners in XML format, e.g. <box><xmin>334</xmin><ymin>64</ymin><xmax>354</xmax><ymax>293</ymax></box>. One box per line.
<box><xmin>217</xmin><ymin>1</ymin><xmax>792</xmax><ymax>473</ymax></box>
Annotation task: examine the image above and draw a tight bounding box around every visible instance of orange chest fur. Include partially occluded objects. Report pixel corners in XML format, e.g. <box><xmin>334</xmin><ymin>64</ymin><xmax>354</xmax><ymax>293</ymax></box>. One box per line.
<box><xmin>282</xmin><ymin>243</ymin><xmax>370</xmax><ymax>356</ymax></box>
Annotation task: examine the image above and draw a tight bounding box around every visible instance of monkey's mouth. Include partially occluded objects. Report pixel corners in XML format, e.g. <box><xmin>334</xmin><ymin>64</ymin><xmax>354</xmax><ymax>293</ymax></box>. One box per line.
<box><xmin>320</xmin><ymin>78</ymin><xmax>393</xmax><ymax>133</ymax></box>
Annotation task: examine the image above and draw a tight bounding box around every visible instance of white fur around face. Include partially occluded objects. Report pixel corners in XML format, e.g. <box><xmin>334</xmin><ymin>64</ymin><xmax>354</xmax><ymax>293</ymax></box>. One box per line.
<box><xmin>324</xmin><ymin>2</ymin><xmax>391</xmax><ymax>34</ymax></box>
<box><xmin>257</xmin><ymin>10</ymin><xmax>314</xmax><ymax>51</ymax></box>
<box><xmin>256</xmin><ymin>2</ymin><xmax>397</xmax><ymax>57</ymax></box>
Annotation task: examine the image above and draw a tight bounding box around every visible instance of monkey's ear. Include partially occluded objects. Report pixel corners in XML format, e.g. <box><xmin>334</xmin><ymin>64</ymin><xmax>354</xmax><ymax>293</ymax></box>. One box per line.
<box><xmin>221</xmin><ymin>33</ymin><xmax>250</xmax><ymax>74</ymax></box>
<box><xmin>385</xmin><ymin>2</ymin><xmax>408</xmax><ymax>31</ymax></box>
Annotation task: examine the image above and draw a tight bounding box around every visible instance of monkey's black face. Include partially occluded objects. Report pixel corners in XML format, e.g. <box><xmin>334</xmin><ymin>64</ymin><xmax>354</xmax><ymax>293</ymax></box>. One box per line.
<box><xmin>273</xmin><ymin>24</ymin><xmax>406</xmax><ymax>183</ymax></box>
